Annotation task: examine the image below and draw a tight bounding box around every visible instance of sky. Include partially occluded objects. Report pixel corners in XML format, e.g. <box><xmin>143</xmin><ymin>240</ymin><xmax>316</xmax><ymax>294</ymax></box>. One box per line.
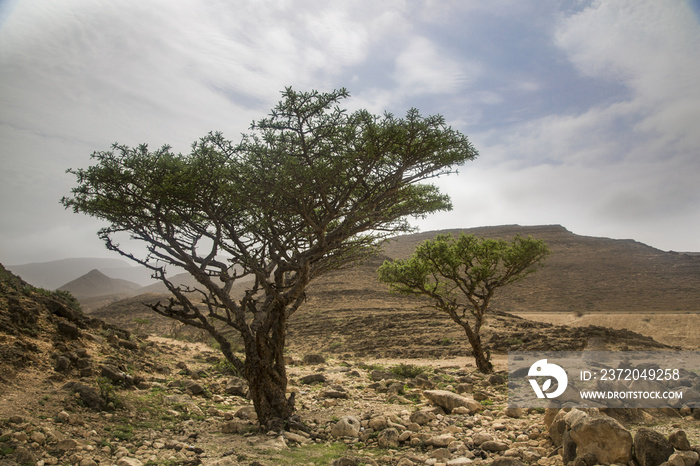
<box><xmin>1</xmin><ymin>0</ymin><xmax>699</xmax><ymax>266</ymax></box>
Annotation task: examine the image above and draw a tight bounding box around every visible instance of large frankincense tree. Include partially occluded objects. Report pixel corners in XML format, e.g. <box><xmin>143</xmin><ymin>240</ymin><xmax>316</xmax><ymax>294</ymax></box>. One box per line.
<box><xmin>61</xmin><ymin>88</ymin><xmax>478</xmax><ymax>429</ymax></box>
<box><xmin>378</xmin><ymin>233</ymin><xmax>549</xmax><ymax>373</ymax></box>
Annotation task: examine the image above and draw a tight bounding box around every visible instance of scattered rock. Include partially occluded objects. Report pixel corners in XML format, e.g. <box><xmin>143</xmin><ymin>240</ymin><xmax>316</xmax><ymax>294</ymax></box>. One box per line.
<box><xmin>569</xmin><ymin>415</ymin><xmax>633</xmax><ymax>464</ymax></box>
<box><xmin>224</xmin><ymin>377</ymin><xmax>249</xmax><ymax>397</ymax></box>
<box><xmin>472</xmin><ymin>432</ymin><xmax>494</xmax><ymax>445</ymax></box>
<box><xmin>331</xmin><ymin>416</ymin><xmax>361</xmax><ymax>438</ymax></box>
<box><xmin>426</xmin><ymin>433</ymin><xmax>456</xmax><ymax>448</ymax></box>
<box><xmin>116</xmin><ymin>458</ymin><xmax>144</xmax><ymax>466</ymax></box>
<box><xmin>299</xmin><ymin>373</ymin><xmax>327</xmax><ymax>384</ymax></box>
<box><xmin>668</xmin><ymin>451</ymin><xmax>700</xmax><ymax>466</ymax></box>
<box><xmin>633</xmin><ymin>428</ymin><xmax>675</xmax><ymax>466</ymax></box>
<box><xmin>72</xmin><ymin>381</ymin><xmax>107</xmax><ymax>411</ymax></box>
<box><xmin>100</xmin><ymin>364</ymin><xmax>128</xmax><ymax>385</ymax></box>
<box><xmin>669</xmin><ymin>430</ymin><xmax>692</xmax><ymax>450</ymax></box>
<box><xmin>57</xmin><ymin>320</ymin><xmax>80</xmax><ymax>339</ymax></box>
<box><xmin>422</xmin><ymin>389</ymin><xmax>482</xmax><ymax>414</ymax></box>
<box><xmin>481</xmin><ymin>440</ymin><xmax>508</xmax><ymax>452</ymax></box>
<box><xmin>377</xmin><ymin>427</ymin><xmax>399</xmax><ymax>449</ymax></box>
<box><xmin>490</xmin><ymin>459</ymin><xmax>526</xmax><ymax>466</ymax></box>
<box><xmin>409</xmin><ymin>410</ymin><xmax>435</xmax><ymax>426</ymax></box>
<box><xmin>14</xmin><ymin>446</ymin><xmax>35</xmax><ymax>464</ymax></box>
<box><xmin>55</xmin><ymin>438</ymin><xmax>79</xmax><ymax>451</ymax></box>
<box><xmin>183</xmin><ymin>380</ymin><xmax>205</xmax><ymax>395</ymax></box>
<box><xmin>504</xmin><ymin>406</ymin><xmax>523</xmax><ymax>418</ymax></box>
<box><xmin>302</xmin><ymin>354</ymin><xmax>326</xmax><ymax>365</ymax></box>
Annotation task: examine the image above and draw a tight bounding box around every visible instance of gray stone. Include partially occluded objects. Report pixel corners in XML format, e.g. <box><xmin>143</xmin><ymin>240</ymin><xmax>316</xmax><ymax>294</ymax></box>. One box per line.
<box><xmin>302</xmin><ymin>354</ymin><xmax>325</xmax><ymax>365</ymax></box>
<box><xmin>183</xmin><ymin>380</ymin><xmax>205</xmax><ymax>395</ymax></box>
<box><xmin>234</xmin><ymin>406</ymin><xmax>257</xmax><ymax>420</ymax></box>
<box><xmin>378</xmin><ymin>427</ymin><xmax>400</xmax><ymax>449</ymax></box>
<box><xmin>490</xmin><ymin>459</ymin><xmax>525</xmax><ymax>466</ymax></box>
<box><xmin>72</xmin><ymin>382</ymin><xmax>107</xmax><ymax>411</ymax></box>
<box><xmin>116</xmin><ymin>458</ymin><xmax>144</xmax><ymax>466</ymax></box>
<box><xmin>299</xmin><ymin>374</ymin><xmax>326</xmax><ymax>384</ymax></box>
<box><xmin>321</xmin><ymin>388</ymin><xmax>349</xmax><ymax>399</ymax></box>
<box><xmin>504</xmin><ymin>406</ymin><xmax>522</xmax><ymax>418</ymax></box>
<box><xmin>409</xmin><ymin>410</ymin><xmax>434</xmax><ymax>425</ymax></box>
<box><xmin>224</xmin><ymin>377</ymin><xmax>249</xmax><ymax>397</ymax></box>
<box><xmin>423</xmin><ymin>390</ymin><xmax>482</xmax><ymax>414</ymax></box>
<box><xmin>668</xmin><ymin>451</ymin><xmax>700</xmax><ymax>466</ymax></box>
<box><xmin>368</xmin><ymin>415</ymin><xmax>388</xmax><ymax>431</ymax></box>
<box><xmin>634</xmin><ymin>428</ymin><xmax>675</xmax><ymax>466</ymax></box>
<box><xmin>57</xmin><ymin>320</ymin><xmax>80</xmax><ymax>339</ymax></box>
<box><xmin>101</xmin><ymin>364</ymin><xmax>127</xmax><ymax>385</ymax></box>
<box><xmin>548</xmin><ymin>409</ymin><xmax>568</xmax><ymax>447</ymax></box>
<box><xmin>56</xmin><ymin>438</ymin><xmax>79</xmax><ymax>450</ymax></box>
<box><xmin>14</xmin><ymin>446</ymin><xmax>35</xmax><ymax>465</ymax></box>
<box><xmin>471</xmin><ymin>432</ymin><xmax>494</xmax><ymax>445</ymax></box>
<box><xmin>480</xmin><ymin>440</ymin><xmax>508</xmax><ymax>452</ymax></box>
<box><xmin>426</xmin><ymin>434</ymin><xmax>456</xmax><ymax>448</ymax></box>
<box><xmin>569</xmin><ymin>415</ymin><xmax>633</xmax><ymax>464</ymax></box>
<box><xmin>669</xmin><ymin>430</ymin><xmax>692</xmax><ymax>451</ymax></box>
<box><xmin>447</xmin><ymin>458</ymin><xmax>474</xmax><ymax>465</ymax></box>
<box><xmin>488</xmin><ymin>374</ymin><xmax>506</xmax><ymax>385</ymax></box>
<box><xmin>331</xmin><ymin>416</ymin><xmax>361</xmax><ymax>438</ymax></box>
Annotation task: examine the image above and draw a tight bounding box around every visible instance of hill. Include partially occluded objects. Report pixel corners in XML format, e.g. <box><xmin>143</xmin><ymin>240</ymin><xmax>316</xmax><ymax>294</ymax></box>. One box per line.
<box><xmin>58</xmin><ymin>269</ymin><xmax>142</xmax><ymax>299</ymax></box>
<box><xmin>87</xmin><ymin>224</ymin><xmax>692</xmax><ymax>358</ymax></box>
<box><xmin>5</xmin><ymin>257</ymin><xmax>155</xmax><ymax>289</ymax></box>
<box><xmin>383</xmin><ymin>224</ymin><xmax>700</xmax><ymax>314</ymax></box>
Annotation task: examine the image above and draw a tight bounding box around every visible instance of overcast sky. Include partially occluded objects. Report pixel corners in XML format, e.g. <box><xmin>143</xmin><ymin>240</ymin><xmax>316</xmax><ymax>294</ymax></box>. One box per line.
<box><xmin>1</xmin><ymin>0</ymin><xmax>699</xmax><ymax>265</ymax></box>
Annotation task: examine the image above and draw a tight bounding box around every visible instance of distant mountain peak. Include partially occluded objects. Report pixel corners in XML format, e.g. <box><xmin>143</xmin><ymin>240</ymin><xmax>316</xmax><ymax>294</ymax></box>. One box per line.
<box><xmin>58</xmin><ymin>269</ymin><xmax>141</xmax><ymax>299</ymax></box>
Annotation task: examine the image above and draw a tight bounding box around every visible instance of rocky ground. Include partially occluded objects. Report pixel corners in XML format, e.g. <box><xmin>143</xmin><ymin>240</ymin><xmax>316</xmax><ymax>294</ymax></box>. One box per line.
<box><xmin>2</xmin><ymin>263</ymin><xmax>699</xmax><ymax>466</ymax></box>
<box><xmin>1</xmin><ymin>330</ymin><xmax>699</xmax><ymax>466</ymax></box>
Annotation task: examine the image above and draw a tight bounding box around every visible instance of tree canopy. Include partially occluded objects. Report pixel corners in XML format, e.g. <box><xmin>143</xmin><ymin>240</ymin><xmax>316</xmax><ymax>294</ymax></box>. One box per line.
<box><xmin>378</xmin><ymin>233</ymin><xmax>550</xmax><ymax>372</ymax></box>
<box><xmin>62</xmin><ymin>87</ymin><xmax>479</xmax><ymax>428</ymax></box>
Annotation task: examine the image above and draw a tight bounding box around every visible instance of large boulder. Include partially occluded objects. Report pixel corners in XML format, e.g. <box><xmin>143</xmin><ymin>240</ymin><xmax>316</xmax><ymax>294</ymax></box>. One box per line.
<box><xmin>669</xmin><ymin>430</ymin><xmax>692</xmax><ymax>451</ymax></box>
<box><xmin>633</xmin><ymin>428</ymin><xmax>675</xmax><ymax>466</ymax></box>
<box><xmin>331</xmin><ymin>416</ymin><xmax>361</xmax><ymax>438</ymax></box>
<box><xmin>422</xmin><ymin>390</ymin><xmax>482</xmax><ymax>414</ymax></box>
<box><xmin>569</xmin><ymin>415</ymin><xmax>633</xmax><ymax>464</ymax></box>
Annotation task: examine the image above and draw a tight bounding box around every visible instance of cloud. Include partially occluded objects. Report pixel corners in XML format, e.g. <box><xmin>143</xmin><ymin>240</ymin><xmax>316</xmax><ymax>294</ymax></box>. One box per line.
<box><xmin>1</xmin><ymin>0</ymin><xmax>700</xmax><ymax>264</ymax></box>
<box><xmin>393</xmin><ymin>36</ymin><xmax>482</xmax><ymax>96</ymax></box>
<box><xmin>414</xmin><ymin>0</ymin><xmax>700</xmax><ymax>251</ymax></box>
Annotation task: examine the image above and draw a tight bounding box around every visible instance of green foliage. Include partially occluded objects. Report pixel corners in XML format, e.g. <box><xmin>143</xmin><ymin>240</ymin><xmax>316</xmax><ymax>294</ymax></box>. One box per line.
<box><xmin>211</xmin><ymin>357</ymin><xmax>241</xmax><ymax>376</ymax></box>
<box><xmin>61</xmin><ymin>87</ymin><xmax>478</xmax><ymax>423</ymax></box>
<box><xmin>96</xmin><ymin>376</ymin><xmax>122</xmax><ymax>409</ymax></box>
<box><xmin>378</xmin><ymin>233</ymin><xmax>549</xmax><ymax>372</ymax></box>
<box><xmin>378</xmin><ymin>233</ymin><xmax>549</xmax><ymax>304</ymax></box>
<box><xmin>273</xmin><ymin>442</ymin><xmax>348</xmax><ymax>465</ymax></box>
<box><xmin>390</xmin><ymin>363</ymin><xmax>428</xmax><ymax>379</ymax></box>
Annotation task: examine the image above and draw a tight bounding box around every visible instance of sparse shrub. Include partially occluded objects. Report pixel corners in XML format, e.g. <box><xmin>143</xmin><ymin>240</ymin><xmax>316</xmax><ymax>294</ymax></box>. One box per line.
<box><xmin>390</xmin><ymin>363</ymin><xmax>428</xmax><ymax>379</ymax></box>
<box><xmin>96</xmin><ymin>376</ymin><xmax>122</xmax><ymax>409</ymax></box>
<box><xmin>212</xmin><ymin>357</ymin><xmax>241</xmax><ymax>376</ymax></box>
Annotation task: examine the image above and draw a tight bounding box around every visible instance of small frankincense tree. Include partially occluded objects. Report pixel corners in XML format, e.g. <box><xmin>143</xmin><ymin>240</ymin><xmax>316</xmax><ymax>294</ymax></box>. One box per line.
<box><xmin>61</xmin><ymin>88</ymin><xmax>478</xmax><ymax>429</ymax></box>
<box><xmin>378</xmin><ymin>233</ymin><xmax>549</xmax><ymax>373</ymax></box>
